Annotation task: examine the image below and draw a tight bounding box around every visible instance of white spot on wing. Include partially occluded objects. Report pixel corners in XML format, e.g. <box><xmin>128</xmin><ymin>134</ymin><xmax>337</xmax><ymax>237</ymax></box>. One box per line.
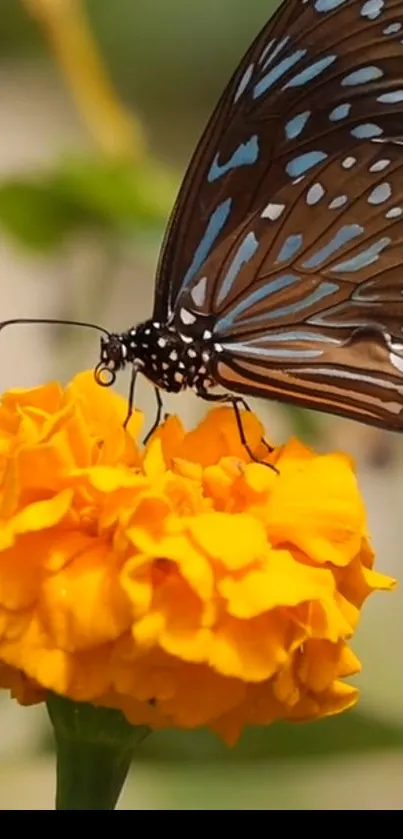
<box><xmin>306</xmin><ymin>182</ymin><xmax>325</xmax><ymax>205</ymax></box>
<box><xmin>383</xmin><ymin>22</ymin><xmax>402</xmax><ymax>34</ymax></box>
<box><xmin>372</xmin><ymin>137</ymin><xmax>403</xmax><ymax>146</ymax></box>
<box><xmin>190</xmin><ymin>276</ymin><xmax>208</xmax><ymax>308</ymax></box>
<box><xmin>390</xmin><ymin>352</ymin><xmax>403</xmax><ymax>373</ymax></box>
<box><xmin>341</xmin><ymin>156</ymin><xmax>356</xmax><ymax>169</ymax></box>
<box><xmin>361</xmin><ymin>0</ymin><xmax>384</xmax><ymax>19</ymax></box>
<box><xmin>329</xmin><ymin>195</ymin><xmax>348</xmax><ymax>209</ymax></box>
<box><xmin>261</xmin><ymin>202</ymin><xmax>285</xmax><ymax>220</ymax></box>
<box><xmin>369</xmin><ymin>159</ymin><xmax>390</xmax><ymax>172</ymax></box>
<box><xmin>234</xmin><ymin>62</ymin><xmax>254</xmax><ymax>102</ymax></box>
<box><xmin>180</xmin><ymin>308</ymin><xmax>196</xmax><ymax>325</ymax></box>
<box><xmin>385</xmin><ymin>206</ymin><xmax>403</xmax><ymax>218</ymax></box>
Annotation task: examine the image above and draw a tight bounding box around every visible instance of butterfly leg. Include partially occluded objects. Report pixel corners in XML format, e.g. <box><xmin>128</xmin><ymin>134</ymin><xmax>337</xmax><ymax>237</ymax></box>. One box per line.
<box><xmin>123</xmin><ymin>364</ymin><xmax>138</xmax><ymax>430</ymax></box>
<box><xmin>230</xmin><ymin>398</ymin><xmax>277</xmax><ymax>470</ymax></box>
<box><xmin>123</xmin><ymin>370</ymin><xmax>164</xmax><ymax>443</ymax></box>
<box><xmin>143</xmin><ymin>387</ymin><xmax>164</xmax><ymax>444</ymax></box>
<box><xmin>197</xmin><ymin>388</ymin><xmax>277</xmax><ymax>470</ymax></box>
<box><xmin>226</xmin><ymin>396</ymin><xmax>274</xmax><ymax>455</ymax></box>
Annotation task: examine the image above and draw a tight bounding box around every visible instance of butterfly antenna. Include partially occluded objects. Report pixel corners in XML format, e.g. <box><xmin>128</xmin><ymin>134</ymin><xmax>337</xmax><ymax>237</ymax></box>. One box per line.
<box><xmin>0</xmin><ymin>318</ymin><xmax>111</xmax><ymax>338</ymax></box>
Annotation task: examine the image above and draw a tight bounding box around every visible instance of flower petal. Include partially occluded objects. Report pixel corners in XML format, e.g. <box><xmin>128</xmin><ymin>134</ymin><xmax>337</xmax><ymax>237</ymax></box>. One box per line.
<box><xmin>0</xmin><ymin>372</ymin><xmax>393</xmax><ymax>745</ymax></box>
<box><xmin>187</xmin><ymin>512</ymin><xmax>268</xmax><ymax>570</ymax></box>
<box><xmin>219</xmin><ymin>550</ymin><xmax>335</xmax><ymax>617</ymax></box>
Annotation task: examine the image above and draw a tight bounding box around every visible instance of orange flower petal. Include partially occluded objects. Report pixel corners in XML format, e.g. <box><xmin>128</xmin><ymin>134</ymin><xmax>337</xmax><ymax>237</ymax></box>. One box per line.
<box><xmin>219</xmin><ymin>550</ymin><xmax>335</xmax><ymax>617</ymax></box>
<box><xmin>266</xmin><ymin>452</ymin><xmax>366</xmax><ymax>566</ymax></box>
<box><xmin>0</xmin><ymin>371</ymin><xmax>393</xmax><ymax>745</ymax></box>
<box><xmin>187</xmin><ymin>512</ymin><xmax>268</xmax><ymax>569</ymax></box>
<box><xmin>0</xmin><ymin>489</ymin><xmax>73</xmax><ymax>550</ymax></box>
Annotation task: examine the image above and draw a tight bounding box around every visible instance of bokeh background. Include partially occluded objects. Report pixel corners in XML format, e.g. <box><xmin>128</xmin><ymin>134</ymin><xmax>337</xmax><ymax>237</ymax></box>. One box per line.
<box><xmin>0</xmin><ymin>0</ymin><xmax>403</xmax><ymax>810</ymax></box>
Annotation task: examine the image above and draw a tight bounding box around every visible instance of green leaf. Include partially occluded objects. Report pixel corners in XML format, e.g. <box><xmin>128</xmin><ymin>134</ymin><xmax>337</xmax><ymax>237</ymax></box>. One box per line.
<box><xmin>0</xmin><ymin>181</ymin><xmax>86</xmax><ymax>250</ymax></box>
<box><xmin>136</xmin><ymin>710</ymin><xmax>403</xmax><ymax>762</ymax></box>
<box><xmin>0</xmin><ymin>155</ymin><xmax>178</xmax><ymax>252</ymax></box>
<box><xmin>50</xmin><ymin>156</ymin><xmax>177</xmax><ymax>229</ymax></box>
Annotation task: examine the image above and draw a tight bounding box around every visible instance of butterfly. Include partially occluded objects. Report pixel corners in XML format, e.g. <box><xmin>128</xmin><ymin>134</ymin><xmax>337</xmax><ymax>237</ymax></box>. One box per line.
<box><xmin>5</xmin><ymin>0</ymin><xmax>403</xmax><ymax>447</ymax></box>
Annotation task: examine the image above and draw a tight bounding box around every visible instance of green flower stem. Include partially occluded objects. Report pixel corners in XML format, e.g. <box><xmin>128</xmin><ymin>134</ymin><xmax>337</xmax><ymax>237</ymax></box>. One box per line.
<box><xmin>47</xmin><ymin>693</ymin><xmax>150</xmax><ymax>810</ymax></box>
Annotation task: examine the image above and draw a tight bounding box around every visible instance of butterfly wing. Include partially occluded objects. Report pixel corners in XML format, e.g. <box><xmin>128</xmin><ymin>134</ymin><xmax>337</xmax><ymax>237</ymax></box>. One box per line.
<box><xmin>174</xmin><ymin>140</ymin><xmax>403</xmax><ymax>431</ymax></box>
<box><xmin>154</xmin><ymin>0</ymin><xmax>403</xmax><ymax>320</ymax></box>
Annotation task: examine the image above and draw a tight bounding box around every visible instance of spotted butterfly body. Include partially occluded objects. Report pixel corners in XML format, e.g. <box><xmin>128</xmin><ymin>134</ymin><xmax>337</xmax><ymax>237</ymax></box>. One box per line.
<box><xmin>99</xmin><ymin>0</ymin><xmax>403</xmax><ymax>432</ymax></box>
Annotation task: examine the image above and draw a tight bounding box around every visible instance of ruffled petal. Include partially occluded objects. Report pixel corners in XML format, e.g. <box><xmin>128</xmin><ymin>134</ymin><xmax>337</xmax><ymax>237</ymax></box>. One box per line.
<box><xmin>0</xmin><ymin>371</ymin><xmax>393</xmax><ymax>745</ymax></box>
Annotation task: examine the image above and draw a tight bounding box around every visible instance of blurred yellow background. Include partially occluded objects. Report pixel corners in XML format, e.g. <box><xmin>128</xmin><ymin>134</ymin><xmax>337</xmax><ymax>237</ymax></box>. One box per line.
<box><xmin>0</xmin><ymin>0</ymin><xmax>402</xmax><ymax>810</ymax></box>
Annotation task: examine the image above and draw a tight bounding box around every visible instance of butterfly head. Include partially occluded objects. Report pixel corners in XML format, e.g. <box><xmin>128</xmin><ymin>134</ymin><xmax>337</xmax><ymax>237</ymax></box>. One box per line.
<box><xmin>95</xmin><ymin>332</ymin><xmax>133</xmax><ymax>385</ymax></box>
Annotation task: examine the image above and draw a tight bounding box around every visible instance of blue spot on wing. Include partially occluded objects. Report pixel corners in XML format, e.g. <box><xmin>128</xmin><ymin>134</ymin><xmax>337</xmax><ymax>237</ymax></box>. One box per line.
<box><xmin>225</xmin><ymin>282</ymin><xmax>339</xmax><ymax>326</ymax></box>
<box><xmin>182</xmin><ymin>198</ymin><xmax>232</xmax><ymax>289</ymax></box>
<box><xmin>342</xmin><ymin>66</ymin><xmax>383</xmax><ymax>86</ymax></box>
<box><xmin>255</xmin><ymin>282</ymin><xmax>339</xmax><ymax>321</ymax></box>
<box><xmin>302</xmin><ymin>224</ymin><xmax>364</xmax><ymax>268</ymax></box>
<box><xmin>351</xmin><ymin>123</ymin><xmax>383</xmax><ymax>139</ymax></box>
<box><xmin>315</xmin><ymin>0</ymin><xmax>348</xmax><ymax>11</ymax></box>
<box><xmin>378</xmin><ymin>90</ymin><xmax>403</xmax><ymax>103</ymax></box>
<box><xmin>286</xmin><ymin>151</ymin><xmax>328</xmax><ymax>177</ymax></box>
<box><xmin>208</xmin><ymin>136</ymin><xmax>259</xmax><ymax>183</ymax></box>
<box><xmin>227</xmin><ymin>329</ymin><xmax>340</xmax><ymax>345</ymax></box>
<box><xmin>282</xmin><ymin>54</ymin><xmax>337</xmax><ymax>89</ymax></box>
<box><xmin>285</xmin><ymin>111</ymin><xmax>311</xmax><ymax>140</ymax></box>
<box><xmin>216</xmin><ymin>232</ymin><xmax>260</xmax><ymax>306</ymax></box>
<box><xmin>275</xmin><ymin>234</ymin><xmax>303</xmax><ymax>263</ymax></box>
<box><xmin>368</xmin><ymin>183</ymin><xmax>391</xmax><ymax>204</ymax></box>
<box><xmin>331</xmin><ymin>237</ymin><xmax>391</xmax><ymax>272</ymax></box>
<box><xmin>217</xmin><ymin>274</ymin><xmax>300</xmax><ymax>332</ymax></box>
<box><xmin>253</xmin><ymin>49</ymin><xmax>306</xmax><ymax>98</ymax></box>
<box><xmin>220</xmin><ymin>340</ymin><xmax>323</xmax><ymax>360</ymax></box>
<box><xmin>361</xmin><ymin>0</ymin><xmax>384</xmax><ymax>19</ymax></box>
<box><xmin>329</xmin><ymin>103</ymin><xmax>351</xmax><ymax>121</ymax></box>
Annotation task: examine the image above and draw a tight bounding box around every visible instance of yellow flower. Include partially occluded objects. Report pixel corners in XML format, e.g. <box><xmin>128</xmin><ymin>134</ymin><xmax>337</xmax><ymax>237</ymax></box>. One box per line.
<box><xmin>0</xmin><ymin>372</ymin><xmax>395</xmax><ymax>745</ymax></box>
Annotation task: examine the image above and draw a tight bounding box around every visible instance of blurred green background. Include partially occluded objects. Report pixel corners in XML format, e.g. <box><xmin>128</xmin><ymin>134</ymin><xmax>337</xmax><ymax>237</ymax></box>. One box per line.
<box><xmin>0</xmin><ymin>0</ymin><xmax>402</xmax><ymax>810</ymax></box>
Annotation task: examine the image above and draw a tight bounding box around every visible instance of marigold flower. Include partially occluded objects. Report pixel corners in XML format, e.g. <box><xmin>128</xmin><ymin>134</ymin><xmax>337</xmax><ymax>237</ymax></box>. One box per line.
<box><xmin>0</xmin><ymin>372</ymin><xmax>395</xmax><ymax>745</ymax></box>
